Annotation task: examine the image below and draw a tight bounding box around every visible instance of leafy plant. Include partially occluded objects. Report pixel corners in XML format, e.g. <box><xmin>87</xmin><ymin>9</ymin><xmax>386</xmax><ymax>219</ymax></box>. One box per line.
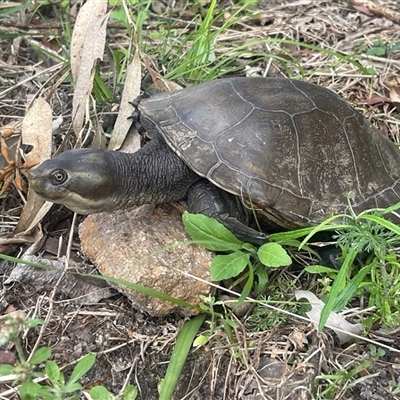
<box><xmin>90</xmin><ymin>385</ymin><xmax>138</xmax><ymax>400</ymax></box>
<box><xmin>197</xmin><ymin>295</ymin><xmax>239</xmax><ymax>344</ymax></box>
<box><xmin>182</xmin><ymin>212</ymin><xmax>292</xmax><ymax>280</ymax></box>
<box><xmin>314</xmin><ymin>361</ymin><xmax>377</xmax><ymax>400</ymax></box>
<box><xmin>300</xmin><ymin>202</ymin><xmax>400</xmax><ymax>329</ymax></box>
<box><xmin>185</xmin><ymin>199</ymin><xmax>400</xmax><ymax>331</ymax></box>
<box><xmin>355</xmin><ymin>38</ymin><xmax>400</xmax><ymax>58</ymax></box>
<box><xmin>0</xmin><ymin>312</ymin><xmax>94</xmax><ymax>400</ymax></box>
<box><xmin>0</xmin><ymin>311</ymin><xmax>138</xmax><ymax>400</ymax></box>
<box><xmin>388</xmin><ymin>379</ymin><xmax>400</xmax><ymax>395</ymax></box>
<box><xmin>368</xmin><ymin>344</ymin><xmax>386</xmax><ymax>360</ymax></box>
<box><xmin>247</xmin><ymin>276</ymin><xmax>300</xmax><ymax>330</ymax></box>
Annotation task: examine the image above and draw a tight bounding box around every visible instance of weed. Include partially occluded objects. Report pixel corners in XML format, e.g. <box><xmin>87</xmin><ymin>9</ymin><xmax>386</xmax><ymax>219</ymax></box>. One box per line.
<box><xmin>183</xmin><ymin>200</ymin><xmax>400</xmax><ymax>330</ymax></box>
<box><xmin>247</xmin><ymin>276</ymin><xmax>300</xmax><ymax>331</ymax></box>
<box><xmin>368</xmin><ymin>344</ymin><xmax>386</xmax><ymax>360</ymax></box>
<box><xmin>314</xmin><ymin>360</ymin><xmax>377</xmax><ymax>400</ymax></box>
<box><xmin>0</xmin><ymin>312</ymin><xmax>90</xmax><ymax>400</ymax></box>
<box><xmin>389</xmin><ymin>379</ymin><xmax>400</xmax><ymax>395</ymax></box>
<box><xmin>182</xmin><ymin>213</ymin><xmax>292</xmax><ymax>279</ymax></box>
<box><xmin>354</xmin><ymin>38</ymin><xmax>400</xmax><ymax>58</ymax></box>
<box><xmin>0</xmin><ymin>312</ymin><xmax>138</xmax><ymax>400</ymax></box>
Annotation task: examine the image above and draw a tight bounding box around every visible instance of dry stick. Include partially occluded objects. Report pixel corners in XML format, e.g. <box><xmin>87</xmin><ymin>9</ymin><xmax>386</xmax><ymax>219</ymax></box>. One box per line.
<box><xmin>0</xmin><ymin>63</ymin><xmax>63</xmax><ymax>98</ymax></box>
<box><xmin>350</xmin><ymin>0</ymin><xmax>400</xmax><ymax>24</ymax></box>
<box><xmin>117</xmin><ymin>337</ymin><xmax>154</xmax><ymax>398</ymax></box>
<box><xmin>27</xmin><ymin>213</ymin><xmax>78</xmax><ymax>362</ymax></box>
<box><xmin>0</xmin><ymin>215</ymin><xmax>79</xmax><ymax>399</ymax></box>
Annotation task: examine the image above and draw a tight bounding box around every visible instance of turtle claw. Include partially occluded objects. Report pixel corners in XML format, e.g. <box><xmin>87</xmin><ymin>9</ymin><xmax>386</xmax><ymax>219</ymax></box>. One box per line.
<box><xmin>129</xmin><ymin>95</ymin><xmax>143</xmax><ymax>110</ymax></box>
<box><xmin>128</xmin><ymin>96</ymin><xmax>146</xmax><ymax>136</ymax></box>
<box><xmin>222</xmin><ymin>214</ymin><xmax>269</xmax><ymax>246</ymax></box>
<box><xmin>187</xmin><ymin>180</ymin><xmax>269</xmax><ymax>247</ymax></box>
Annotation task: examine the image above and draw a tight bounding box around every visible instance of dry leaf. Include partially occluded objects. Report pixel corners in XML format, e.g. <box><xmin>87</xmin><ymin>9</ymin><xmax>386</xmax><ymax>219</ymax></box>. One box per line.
<box><xmin>110</xmin><ymin>57</ymin><xmax>183</xmax><ymax>153</ymax></box>
<box><xmin>13</xmin><ymin>190</ymin><xmax>53</xmax><ymax>236</ymax></box>
<box><xmin>21</xmin><ymin>97</ymin><xmax>52</xmax><ymax>163</ymax></box>
<box><xmin>144</xmin><ymin>62</ymin><xmax>183</xmax><ymax>92</ymax></box>
<box><xmin>389</xmin><ymin>86</ymin><xmax>400</xmax><ymax>112</ymax></box>
<box><xmin>0</xmin><ymin>223</ymin><xmax>43</xmax><ymax>245</ymax></box>
<box><xmin>152</xmin><ymin>77</ymin><xmax>183</xmax><ymax>92</ymax></box>
<box><xmin>350</xmin><ymin>0</ymin><xmax>400</xmax><ymax>23</ymax></box>
<box><xmin>295</xmin><ymin>290</ymin><xmax>363</xmax><ymax>344</ymax></box>
<box><xmin>15</xmin><ymin>97</ymin><xmax>54</xmax><ymax>236</ymax></box>
<box><xmin>351</xmin><ymin>4</ymin><xmax>374</xmax><ymax>16</ymax></box>
<box><xmin>361</xmin><ymin>95</ymin><xmax>389</xmax><ymax>105</ymax></box>
<box><xmin>108</xmin><ymin>50</ymin><xmax>142</xmax><ymax>151</ymax></box>
<box><xmin>0</xmin><ymin>135</ymin><xmax>19</xmax><ymax>169</ymax></box>
<box><xmin>71</xmin><ymin>4</ymin><xmax>109</xmax><ymax>136</ymax></box>
<box><xmin>70</xmin><ymin>0</ymin><xmax>108</xmax><ymax>84</ymax></box>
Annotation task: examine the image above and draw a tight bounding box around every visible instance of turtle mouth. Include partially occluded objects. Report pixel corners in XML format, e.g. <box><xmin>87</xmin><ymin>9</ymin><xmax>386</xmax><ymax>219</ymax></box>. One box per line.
<box><xmin>29</xmin><ymin>177</ymin><xmax>98</xmax><ymax>214</ymax></box>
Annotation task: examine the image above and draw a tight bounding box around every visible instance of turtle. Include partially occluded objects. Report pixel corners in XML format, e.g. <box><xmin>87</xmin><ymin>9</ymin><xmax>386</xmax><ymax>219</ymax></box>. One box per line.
<box><xmin>29</xmin><ymin>77</ymin><xmax>400</xmax><ymax>245</ymax></box>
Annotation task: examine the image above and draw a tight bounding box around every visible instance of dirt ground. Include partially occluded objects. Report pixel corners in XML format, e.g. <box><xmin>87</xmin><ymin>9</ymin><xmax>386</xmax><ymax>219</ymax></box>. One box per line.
<box><xmin>1</xmin><ymin>1</ymin><xmax>400</xmax><ymax>399</ymax></box>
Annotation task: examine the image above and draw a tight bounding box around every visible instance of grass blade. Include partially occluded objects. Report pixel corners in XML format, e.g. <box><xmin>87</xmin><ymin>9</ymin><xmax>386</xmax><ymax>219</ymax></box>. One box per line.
<box><xmin>159</xmin><ymin>314</ymin><xmax>206</xmax><ymax>400</ymax></box>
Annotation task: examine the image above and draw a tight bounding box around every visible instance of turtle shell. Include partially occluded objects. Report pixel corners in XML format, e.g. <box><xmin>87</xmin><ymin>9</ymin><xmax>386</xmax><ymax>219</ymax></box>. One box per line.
<box><xmin>138</xmin><ymin>77</ymin><xmax>400</xmax><ymax>229</ymax></box>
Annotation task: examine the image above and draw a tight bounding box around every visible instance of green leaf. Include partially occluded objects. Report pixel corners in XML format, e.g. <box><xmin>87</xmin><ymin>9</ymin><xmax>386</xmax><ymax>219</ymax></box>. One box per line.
<box><xmin>305</xmin><ymin>265</ymin><xmax>338</xmax><ymax>274</ymax></box>
<box><xmin>254</xmin><ymin>266</ymin><xmax>269</xmax><ymax>293</ymax></box>
<box><xmin>360</xmin><ymin>214</ymin><xmax>400</xmax><ymax>236</ymax></box>
<box><xmin>0</xmin><ymin>364</ymin><xmax>14</xmax><ymax>375</ymax></box>
<box><xmin>19</xmin><ymin>381</ymin><xmax>44</xmax><ymax>400</ymax></box>
<box><xmin>333</xmin><ymin>265</ymin><xmax>371</xmax><ymax>312</ymax></box>
<box><xmin>318</xmin><ymin>247</ymin><xmax>358</xmax><ymax>330</ymax></box>
<box><xmin>123</xmin><ymin>385</ymin><xmax>138</xmax><ymax>400</ymax></box>
<box><xmin>159</xmin><ymin>314</ymin><xmax>206</xmax><ymax>400</ymax></box>
<box><xmin>25</xmin><ymin>318</ymin><xmax>45</xmax><ymax>328</ymax></box>
<box><xmin>258</xmin><ymin>243</ymin><xmax>292</xmax><ymax>267</ymax></box>
<box><xmin>236</xmin><ymin>260</ymin><xmax>254</xmax><ymax>306</ymax></box>
<box><xmin>31</xmin><ymin>347</ymin><xmax>51</xmax><ymax>365</ymax></box>
<box><xmin>241</xmin><ymin>242</ymin><xmax>256</xmax><ymax>252</ymax></box>
<box><xmin>182</xmin><ymin>213</ymin><xmax>244</xmax><ymax>251</ymax></box>
<box><xmin>221</xmin><ymin>318</ymin><xmax>236</xmax><ymax>342</ymax></box>
<box><xmin>367</xmin><ymin>47</ymin><xmax>386</xmax><ymax>57</ymax></box>
<box><xmin>45</xmin><ymin>360</ymin><xmax>61</xmax><ymax>384</ymax></box>
<box><xmin>90</xmin><ymin>386</ymin><xmax>112</xmax><ymax>400</ymax></box>
<box><xmin>64</xmin><ymin>382</ymin><xmax>82</xmax><ymax>393</ymax></box>
<box><xmin>210</xmin><ymin>252</ymin><xmax>250</xmax><ymax>281</ymax></box>
<box><xmin>193</xmin><ymin>334</ymin><xmax>209</xmax><ymax>347</ymax></box>
<box><xmin>305</xmin><ymin>265</ymin><xmax>339</xmax><ymax>279</ymax></box>
<box><xmin>67</xmin><ymin>353</ymin><xmax>96</xmax><ymax>385</ymax></box>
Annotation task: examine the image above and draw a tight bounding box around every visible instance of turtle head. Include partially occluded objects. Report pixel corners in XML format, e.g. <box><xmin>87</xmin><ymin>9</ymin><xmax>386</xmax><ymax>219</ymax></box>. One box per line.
<box><xmin>29</xmin><ymin>149</ymin><xmax>119</xmax><ymax>214</ymax></box>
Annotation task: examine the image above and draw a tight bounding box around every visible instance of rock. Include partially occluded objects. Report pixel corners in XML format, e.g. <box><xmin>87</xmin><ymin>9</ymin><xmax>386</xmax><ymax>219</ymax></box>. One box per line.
<box><xmin>79</xmin><ymin>204</ymin><xmax>214</xmax><ymax>316</ymax></box>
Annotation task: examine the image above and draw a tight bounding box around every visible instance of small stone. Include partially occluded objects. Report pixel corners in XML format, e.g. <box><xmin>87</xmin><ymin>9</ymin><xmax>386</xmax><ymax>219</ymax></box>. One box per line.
<box><xmin>79</xmin><ymin>204</ymin><xmax>214</xmax><ymax>316</ymax></box>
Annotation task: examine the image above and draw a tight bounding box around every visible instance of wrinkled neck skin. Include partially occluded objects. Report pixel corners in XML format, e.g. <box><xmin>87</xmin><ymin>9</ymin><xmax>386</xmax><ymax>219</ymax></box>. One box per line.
<box><xmin>106</xmin><ymin>138</ymin><xmax>200</xmax><ymax>211</ymax></box>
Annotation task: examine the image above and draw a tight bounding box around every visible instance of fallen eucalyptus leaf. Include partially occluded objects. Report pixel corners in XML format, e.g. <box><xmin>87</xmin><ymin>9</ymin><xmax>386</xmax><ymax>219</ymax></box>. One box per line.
<box><xmin>295</xmin><ymin>290</ymin><xmax>363</xmax><ymax>344</ymax></box>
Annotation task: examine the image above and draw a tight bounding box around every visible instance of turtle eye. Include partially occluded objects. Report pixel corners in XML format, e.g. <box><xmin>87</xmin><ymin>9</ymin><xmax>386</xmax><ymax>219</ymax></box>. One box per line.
<box><xmin>51</xmin><ymin>169</ymin><xmax>67</xmax><ymax>185</ymax></box>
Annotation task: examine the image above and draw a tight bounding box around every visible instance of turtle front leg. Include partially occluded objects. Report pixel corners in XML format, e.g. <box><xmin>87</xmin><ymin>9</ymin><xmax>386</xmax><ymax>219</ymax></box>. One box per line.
<box><xmin>186</xmin><ymin>180</ymin><xmax>268</xmax><ymax>246</ymax></box>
